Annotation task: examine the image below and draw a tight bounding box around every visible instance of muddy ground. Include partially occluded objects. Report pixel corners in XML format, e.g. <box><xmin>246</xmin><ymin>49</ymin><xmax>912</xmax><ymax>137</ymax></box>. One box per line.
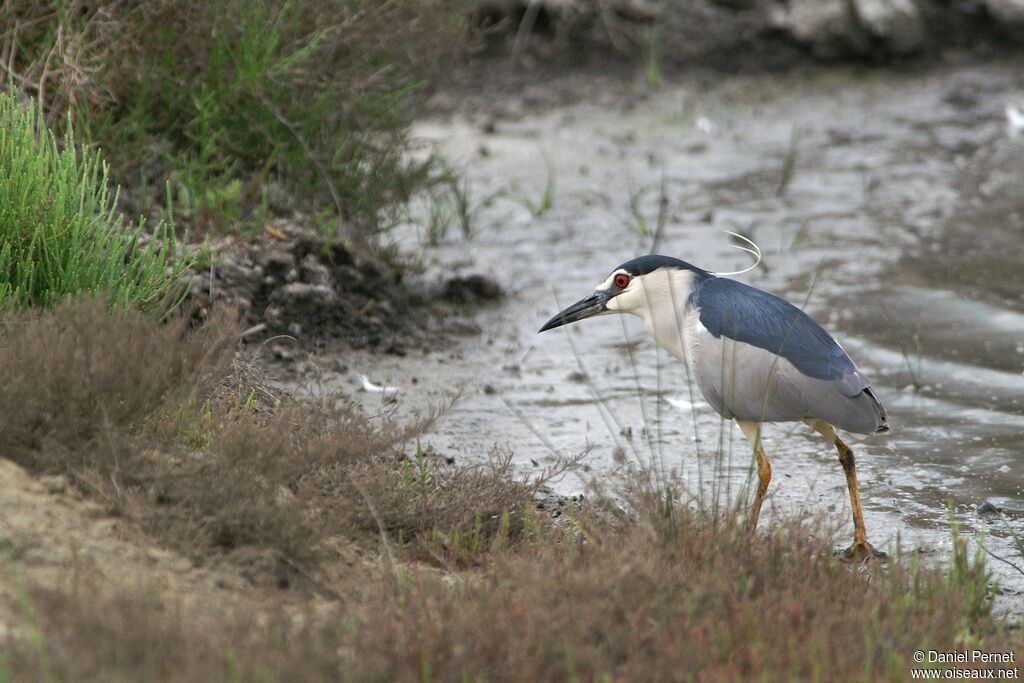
<box><xmin>305</xmin><ymin>57</ymin><xmax>1024</xmax><ymax>613</ymax></box>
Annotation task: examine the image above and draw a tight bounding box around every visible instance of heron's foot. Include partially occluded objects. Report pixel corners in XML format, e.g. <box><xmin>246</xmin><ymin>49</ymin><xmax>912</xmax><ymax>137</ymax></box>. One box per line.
<box><xmin>837</xmin><ymin>540</ymin><xmax>887</xmax><ymax>563</ymax></box>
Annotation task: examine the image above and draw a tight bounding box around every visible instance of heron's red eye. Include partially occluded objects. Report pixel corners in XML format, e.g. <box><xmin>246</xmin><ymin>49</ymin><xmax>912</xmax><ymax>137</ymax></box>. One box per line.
<box><xmin>614</xmin><ymin>273</ymin><xmax>630</xmax><ymax>289</ymax></box>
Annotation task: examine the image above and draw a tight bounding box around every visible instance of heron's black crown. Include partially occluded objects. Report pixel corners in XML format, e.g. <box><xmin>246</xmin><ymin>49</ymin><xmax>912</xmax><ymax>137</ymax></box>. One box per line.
<box><xmin>615</xmin><ymin>255</ymin><xmax>713</xmax><ymax>279</ymax></box>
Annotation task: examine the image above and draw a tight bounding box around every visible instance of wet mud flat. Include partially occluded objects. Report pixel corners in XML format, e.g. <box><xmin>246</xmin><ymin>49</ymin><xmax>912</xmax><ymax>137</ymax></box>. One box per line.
<box><xmin>293</xmin><ymin>60</ymin><xmax>1024</xmax><ymax>613</ymax></box>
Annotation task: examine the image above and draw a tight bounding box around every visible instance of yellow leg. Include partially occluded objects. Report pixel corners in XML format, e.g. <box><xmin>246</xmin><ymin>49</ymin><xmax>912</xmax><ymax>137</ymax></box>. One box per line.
<box><xmin>805</xmin><ymin>419</ymin><xmax>886</xmax><ymax>562</ymax></box>
<box><xmin>737</xmin><ymin>419</ymin><xmax>772</xmax><ymax>531</ymax></box>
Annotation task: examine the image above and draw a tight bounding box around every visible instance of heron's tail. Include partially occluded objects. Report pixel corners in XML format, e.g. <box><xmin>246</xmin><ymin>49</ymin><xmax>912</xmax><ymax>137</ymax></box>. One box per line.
<box><xmin>863</xmin><ymin>386</ymin><xmax>888</xmax><ymax>433</ymax></box>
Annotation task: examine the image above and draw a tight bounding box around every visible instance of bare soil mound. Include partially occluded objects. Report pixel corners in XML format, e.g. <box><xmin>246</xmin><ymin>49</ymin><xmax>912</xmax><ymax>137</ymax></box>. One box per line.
<box><xmin>188</xmin><ymin>220</ymin><xmax>503</xmax><ymax>355</ymax></box>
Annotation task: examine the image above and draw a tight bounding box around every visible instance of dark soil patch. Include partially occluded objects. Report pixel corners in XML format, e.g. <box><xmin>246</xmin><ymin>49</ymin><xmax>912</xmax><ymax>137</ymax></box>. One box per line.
<box><xmin>441</xmin><ymin>274</ymin><xmax>505</xmax><ymax>305</ymax></box>
<box><xmin>188</xmin><ymin>220</ymin><xmax>504</xmax><ymax>355</ymax></box>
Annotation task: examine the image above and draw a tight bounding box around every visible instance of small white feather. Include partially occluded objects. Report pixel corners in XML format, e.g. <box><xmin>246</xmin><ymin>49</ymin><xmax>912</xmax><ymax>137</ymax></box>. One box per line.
<box><xmin>1006</xmin><ymin>103</ymin><xmax>1024</xmax><ymax>138</ymax></box>
<box><xmin>695</xmin><ymin>116</ymin><xmax>717</xmax><ymax>135</ymax></box>
<box><xmin>665</xmin><ymin>395</ymin><xmax>695</xmax><ymax>411</ymax></box>
<box><xmin>359</xmin><ymin>374</ymin><xmax>399</xmax><ymax>398</ymax></box>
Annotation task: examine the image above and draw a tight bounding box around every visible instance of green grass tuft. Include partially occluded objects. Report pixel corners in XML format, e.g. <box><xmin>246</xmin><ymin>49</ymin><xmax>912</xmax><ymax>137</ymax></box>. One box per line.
<box><xmin>0</xmin><ymin>93</ymin><xmax>190</xmax><ymax>315</ymax></box>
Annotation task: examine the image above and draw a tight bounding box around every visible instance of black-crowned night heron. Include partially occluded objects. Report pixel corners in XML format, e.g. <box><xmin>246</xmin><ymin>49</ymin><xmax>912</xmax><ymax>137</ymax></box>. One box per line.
<box><xmin>540</xmin><ymin>255</ymin><xmax>888</xmax><ymax>561</ymax></box>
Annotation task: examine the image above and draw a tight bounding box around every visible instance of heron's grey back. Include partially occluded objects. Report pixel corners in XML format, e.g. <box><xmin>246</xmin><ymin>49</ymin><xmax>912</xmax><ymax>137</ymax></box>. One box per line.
<box><xmin>695</xmin><ymin>277</ymin><xmax>856</xmax><ymax>381</ymax></box>
<box><xmin>686</xmin><ymin>277</ymin><xmax>887</xmax><ymax>434</ymax></box>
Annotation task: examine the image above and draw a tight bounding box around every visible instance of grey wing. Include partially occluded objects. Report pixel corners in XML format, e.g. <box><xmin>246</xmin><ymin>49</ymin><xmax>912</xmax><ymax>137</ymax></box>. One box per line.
<box><xmin>687</xmin><ymin>321</ymin><xmax>888</xmax><ymax>434</ymax></box>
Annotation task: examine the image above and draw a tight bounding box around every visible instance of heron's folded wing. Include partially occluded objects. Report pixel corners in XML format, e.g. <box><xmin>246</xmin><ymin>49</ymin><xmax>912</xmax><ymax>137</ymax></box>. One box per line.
<box><xmin>690</xmin><ymin>277</ymin><xmax>887</xmax><ymax>433</ymax></box>
<box><xmin>693</xmin><ymin>277</ymin><xmax>857</xmax><ymax>385</ymax></box>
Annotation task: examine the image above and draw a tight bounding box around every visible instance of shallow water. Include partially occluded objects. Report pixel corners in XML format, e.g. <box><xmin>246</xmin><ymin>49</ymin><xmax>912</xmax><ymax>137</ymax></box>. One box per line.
<box><xmin>313</xmin><ymin>63</ymin><xmax>1024</xmax><ymax>612</ymax></box>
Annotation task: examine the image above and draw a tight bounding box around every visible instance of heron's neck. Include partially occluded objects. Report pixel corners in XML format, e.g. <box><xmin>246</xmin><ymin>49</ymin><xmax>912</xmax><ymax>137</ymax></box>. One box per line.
<box><xmin>623</xmin><ymin>269</ymin><xmax>705</xmax><ymax>363</ymax></box>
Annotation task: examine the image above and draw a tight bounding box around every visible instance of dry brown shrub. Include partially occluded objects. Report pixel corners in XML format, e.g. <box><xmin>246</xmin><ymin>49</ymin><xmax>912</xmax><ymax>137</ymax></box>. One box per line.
<box><xmin>5</xmin><ymin>501</ymin><xmax>1016</xmax><ymax>683</ymax></box>
<box><xmin>341</xmin><ymin>506</ymin><xmax>1015</xmax><ymax>682</ymax></box>
<box><xmin>0</xmin><ymin>298</ymin><xmax>236</xmax><ymax>472</ymax></box>
<box><xmin>0</xmin><ymin>298</ymin><xmax>541</xmax><ymax>574</ymax></box>
<box><xmin>4</xmin><ymin>578</ymin><xmax>305</xmax><ymax>683</ymax></box>
<box><xmin>343</xmin><ymin>446</ymin><xmax>550</xmax><ymax>566</ymax></box>
<box><xmin>145</xmin><ymin>397</ymin><xmax>436</xmax><ymax>563</ymax></box>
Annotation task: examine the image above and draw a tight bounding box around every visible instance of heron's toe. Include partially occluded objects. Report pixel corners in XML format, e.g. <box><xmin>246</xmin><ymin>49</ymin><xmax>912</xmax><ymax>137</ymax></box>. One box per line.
<box><xmin>837</xmin><ymin>541</ymin><xmax>887</xmax><ymax>564</ymax></box>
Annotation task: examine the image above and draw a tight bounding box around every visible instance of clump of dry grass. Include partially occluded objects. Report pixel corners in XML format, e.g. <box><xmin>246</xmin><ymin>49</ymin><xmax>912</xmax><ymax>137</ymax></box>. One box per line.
<box><xmin>345</xmin><ymin>444</ymin><xmax>570</xmax><ymax>566</ymax></box>
<box><xmin>0</xmin><ymin>299</ymin><xmax>236</xmax><ymax>470</ymax></box>
<box><xmin>4</xmin><ymin>500</ymin><xmax>1015</xmax><ymax>683</ymax></box>
<box><xmin>0</xmin><ymin>299</ymin><xmax>540</xmax><ymax>572</ymax></box>
<box><xmin>341</xmin><ymin>504</ymin><xmax>1010</xmax><ymax>682</ymax></box>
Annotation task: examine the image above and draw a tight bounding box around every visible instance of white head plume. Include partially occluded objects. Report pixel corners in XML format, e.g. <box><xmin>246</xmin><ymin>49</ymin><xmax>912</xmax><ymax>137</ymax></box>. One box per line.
<box><xmin>713</xmin><ymin>230</ymin><xmax>762</xmax><ymax>276</ymax></box>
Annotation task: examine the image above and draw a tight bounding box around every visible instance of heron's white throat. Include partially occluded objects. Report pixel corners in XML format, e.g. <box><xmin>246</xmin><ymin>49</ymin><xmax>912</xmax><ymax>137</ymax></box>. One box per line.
<box><xmin>605</xmin><ymin>268</ymin><xmax>701</xmax><ymax>363</ymax></box>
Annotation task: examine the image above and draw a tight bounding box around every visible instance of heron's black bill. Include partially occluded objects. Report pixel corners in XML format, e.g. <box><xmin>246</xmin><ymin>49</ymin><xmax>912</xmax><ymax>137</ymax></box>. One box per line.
<box><xmin>539</xmin><ymin>291</ymin><xmax>610</xmax><ymax>332</ymax></box>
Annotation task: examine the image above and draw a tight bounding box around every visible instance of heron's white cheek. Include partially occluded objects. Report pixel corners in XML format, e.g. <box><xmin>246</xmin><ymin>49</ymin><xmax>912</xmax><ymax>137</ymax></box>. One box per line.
<box><xmin>606</xmin><ymin>287</ymin><xmax>641</xmax><ymax>314</ymax></box>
